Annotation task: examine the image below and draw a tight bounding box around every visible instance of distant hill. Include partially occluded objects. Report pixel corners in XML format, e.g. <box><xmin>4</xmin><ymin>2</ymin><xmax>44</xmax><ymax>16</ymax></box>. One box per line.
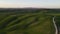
<box><xmin>0</xmin><ymin>8</ymin><xmax>60</xmax><ymax>13</ymax></box>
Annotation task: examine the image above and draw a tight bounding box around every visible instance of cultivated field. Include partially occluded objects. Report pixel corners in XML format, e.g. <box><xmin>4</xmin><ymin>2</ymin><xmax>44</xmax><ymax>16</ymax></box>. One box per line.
<box><xmin>0</xmin><ymin>13</ymin><xmax>55</xmax><ymax>34</ymax></box>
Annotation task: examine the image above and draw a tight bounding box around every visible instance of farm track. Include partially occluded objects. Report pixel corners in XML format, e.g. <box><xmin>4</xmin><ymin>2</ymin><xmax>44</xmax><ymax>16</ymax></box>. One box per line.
<box><xmin>53</xmin><ymin>17</ymin><xmax>58</xmax><ymax>34</ymax></box>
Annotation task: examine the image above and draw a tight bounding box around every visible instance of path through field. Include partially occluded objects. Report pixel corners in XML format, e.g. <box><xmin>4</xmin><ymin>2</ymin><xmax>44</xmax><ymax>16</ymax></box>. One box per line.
<box><xmin>53</xmin><ymin>16</ymin><xmax>58</xmax><ymax>34</ymax></box>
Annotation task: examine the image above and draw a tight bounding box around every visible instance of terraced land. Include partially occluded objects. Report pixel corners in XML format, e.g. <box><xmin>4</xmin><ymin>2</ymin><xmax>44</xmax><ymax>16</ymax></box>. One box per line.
<box><xmin>0</xmin><ymin>14</ymin><xmax>55</xmax><ymax>34</ymax></box>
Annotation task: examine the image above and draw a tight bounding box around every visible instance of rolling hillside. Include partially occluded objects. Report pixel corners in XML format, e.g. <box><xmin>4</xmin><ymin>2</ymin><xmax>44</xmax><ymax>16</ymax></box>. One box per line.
<box><xmin>0</xmin><ymin>13</ymin><xmax>55</xmax><ymax>34</ymax></box>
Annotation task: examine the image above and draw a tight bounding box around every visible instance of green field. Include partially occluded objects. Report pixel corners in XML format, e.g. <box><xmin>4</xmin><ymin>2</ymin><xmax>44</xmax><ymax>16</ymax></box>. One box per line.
<box><xmin>55</xmin><ymin>16</ymin><xmax>60</xmax><ymax>34</ymax></box>
<box><xmin>55</xmin><ymin>16</ymin><xmax>60</xmax><ymax>28</ymax></box>
<box><xmin>0</xmin><ymin>13</ymin><xmax>55</xmax><ymax>34</ymax></box>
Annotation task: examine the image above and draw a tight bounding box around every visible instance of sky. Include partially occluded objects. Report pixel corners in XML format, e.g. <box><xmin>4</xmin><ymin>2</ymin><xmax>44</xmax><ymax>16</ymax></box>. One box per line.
<box><xmin>0</xmin><ymin>0</ymin><xmax>60</xmax><ymax>8</ymax></box>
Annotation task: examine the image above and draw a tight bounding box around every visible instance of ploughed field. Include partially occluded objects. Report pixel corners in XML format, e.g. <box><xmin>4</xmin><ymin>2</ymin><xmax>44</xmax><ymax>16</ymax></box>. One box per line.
<box><xmin>0</xmin><ymin>14</ymin><xmax>55</xmax><ymax>34</ymax></box>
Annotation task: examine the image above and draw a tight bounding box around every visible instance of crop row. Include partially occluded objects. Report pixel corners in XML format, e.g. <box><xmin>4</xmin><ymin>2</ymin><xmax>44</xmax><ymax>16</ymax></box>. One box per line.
<box><xmin>0</xmin><ymin>14</ymin><xmax>37</xmax><ymax>32</ymax></box>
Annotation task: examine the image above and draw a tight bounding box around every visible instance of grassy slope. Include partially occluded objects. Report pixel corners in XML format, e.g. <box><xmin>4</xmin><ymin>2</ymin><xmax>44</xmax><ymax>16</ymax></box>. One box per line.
<box><xmin>0</xmin><ymin>13</ymin><xmax>55</xmax><ymax>34</ymax></box>
<box><xmin>55</xmin><ymin>16</ymin><xmax>60</xmax><ymax>34</ymax></box>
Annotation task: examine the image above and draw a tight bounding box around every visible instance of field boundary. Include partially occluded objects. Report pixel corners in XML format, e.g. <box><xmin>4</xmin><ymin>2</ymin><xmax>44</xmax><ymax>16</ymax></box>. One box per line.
<box><xmin>53</xmin><ymin>16</ymin><xmax>58</xmax><ymax>34</ymax></box>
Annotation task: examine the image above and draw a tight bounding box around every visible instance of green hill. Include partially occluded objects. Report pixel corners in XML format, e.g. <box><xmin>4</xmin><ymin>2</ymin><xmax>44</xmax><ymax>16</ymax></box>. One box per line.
<box><xmin>0</xmin><ymin>13</ymin><xmax>55</xmax><ymax>34</ymax></box>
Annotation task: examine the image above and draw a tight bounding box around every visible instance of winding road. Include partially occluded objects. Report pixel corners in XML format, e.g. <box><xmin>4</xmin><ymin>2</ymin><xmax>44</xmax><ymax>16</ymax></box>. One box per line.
<box><xmin>53</xmin><ymin>16</ymin><xmax>58</xmax><ymax>34</ymax></box>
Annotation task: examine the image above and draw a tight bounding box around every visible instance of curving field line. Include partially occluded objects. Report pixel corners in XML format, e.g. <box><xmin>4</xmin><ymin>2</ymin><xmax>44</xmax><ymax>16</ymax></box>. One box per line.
<box><xmin>53</xmin><ymin>16</ymin><xmax>58</xmax><ymax>34</ymax></box>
